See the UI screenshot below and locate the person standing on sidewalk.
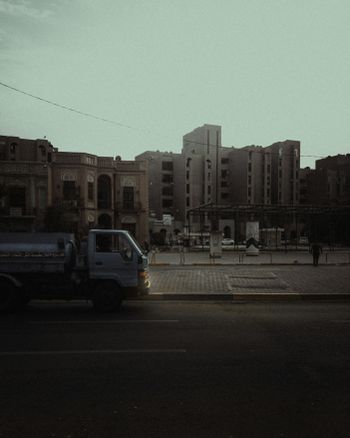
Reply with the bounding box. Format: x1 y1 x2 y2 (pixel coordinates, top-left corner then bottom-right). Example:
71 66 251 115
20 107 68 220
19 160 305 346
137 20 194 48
310 242 322 266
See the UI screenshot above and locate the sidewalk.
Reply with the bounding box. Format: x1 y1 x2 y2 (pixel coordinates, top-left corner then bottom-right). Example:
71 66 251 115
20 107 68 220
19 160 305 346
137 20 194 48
142 251 350 301
148 248 350 266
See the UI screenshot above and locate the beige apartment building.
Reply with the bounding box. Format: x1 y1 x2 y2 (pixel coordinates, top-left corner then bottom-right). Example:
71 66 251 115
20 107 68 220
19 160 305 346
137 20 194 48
0 135 149 244
137 124 300 236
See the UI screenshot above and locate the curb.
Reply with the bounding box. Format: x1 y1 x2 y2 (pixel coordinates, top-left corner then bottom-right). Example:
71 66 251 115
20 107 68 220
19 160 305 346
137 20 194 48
138 293 233 301
133 292 350 302
149 263 350 267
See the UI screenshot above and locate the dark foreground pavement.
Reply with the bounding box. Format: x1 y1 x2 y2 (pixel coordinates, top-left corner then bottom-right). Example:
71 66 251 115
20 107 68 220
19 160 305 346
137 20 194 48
147 264 350 300
1 301 350 437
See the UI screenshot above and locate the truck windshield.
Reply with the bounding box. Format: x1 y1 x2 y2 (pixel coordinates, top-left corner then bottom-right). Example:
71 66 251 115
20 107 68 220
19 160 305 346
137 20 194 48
127 233 144 255
95 232 143 257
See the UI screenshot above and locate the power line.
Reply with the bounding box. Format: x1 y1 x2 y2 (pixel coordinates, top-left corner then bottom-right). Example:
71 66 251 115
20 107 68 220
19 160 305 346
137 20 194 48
0 80 327 160
0 80 153 134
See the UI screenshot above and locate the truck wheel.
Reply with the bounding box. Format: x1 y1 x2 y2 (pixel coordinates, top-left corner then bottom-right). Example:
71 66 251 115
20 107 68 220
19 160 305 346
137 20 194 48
0 280 19 312
92 281 123 313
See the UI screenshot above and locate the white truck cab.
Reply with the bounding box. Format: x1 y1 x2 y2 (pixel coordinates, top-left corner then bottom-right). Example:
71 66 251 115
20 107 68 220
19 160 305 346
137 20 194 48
0 229 150 312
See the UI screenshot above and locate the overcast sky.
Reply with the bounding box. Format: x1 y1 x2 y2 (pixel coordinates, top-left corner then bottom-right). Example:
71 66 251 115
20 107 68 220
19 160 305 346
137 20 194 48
1 0 350 168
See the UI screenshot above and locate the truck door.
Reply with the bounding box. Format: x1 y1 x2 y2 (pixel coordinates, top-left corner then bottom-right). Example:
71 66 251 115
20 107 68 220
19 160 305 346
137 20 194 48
90 232 138 287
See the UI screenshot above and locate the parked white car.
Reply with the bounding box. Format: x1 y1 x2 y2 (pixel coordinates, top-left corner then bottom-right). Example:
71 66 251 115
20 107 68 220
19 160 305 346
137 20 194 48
222 238 235 246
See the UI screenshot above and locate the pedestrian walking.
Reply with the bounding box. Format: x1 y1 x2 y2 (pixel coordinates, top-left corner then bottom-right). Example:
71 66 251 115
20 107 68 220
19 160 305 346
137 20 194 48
310 242 322 266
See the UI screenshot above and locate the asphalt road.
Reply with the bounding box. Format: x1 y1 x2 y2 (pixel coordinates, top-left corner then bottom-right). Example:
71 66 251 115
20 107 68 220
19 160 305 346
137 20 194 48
1 301 350 438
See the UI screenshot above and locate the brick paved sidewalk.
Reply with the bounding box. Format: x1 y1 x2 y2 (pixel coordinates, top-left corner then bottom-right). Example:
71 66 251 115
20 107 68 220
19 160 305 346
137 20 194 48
147 265 350 299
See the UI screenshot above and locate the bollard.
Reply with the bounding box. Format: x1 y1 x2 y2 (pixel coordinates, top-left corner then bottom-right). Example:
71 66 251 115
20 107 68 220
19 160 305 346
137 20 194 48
150 250 156 264
179 248 185 265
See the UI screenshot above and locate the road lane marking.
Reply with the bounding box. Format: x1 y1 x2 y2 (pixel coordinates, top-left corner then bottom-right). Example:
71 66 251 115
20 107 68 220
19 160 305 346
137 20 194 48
0 349 187 356
28 320 179 324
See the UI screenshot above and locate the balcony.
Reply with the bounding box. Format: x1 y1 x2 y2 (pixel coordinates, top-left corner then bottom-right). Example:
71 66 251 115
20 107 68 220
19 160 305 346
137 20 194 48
53 198 84 209
0 207 36 217
53 152 97 166
98 157 114 168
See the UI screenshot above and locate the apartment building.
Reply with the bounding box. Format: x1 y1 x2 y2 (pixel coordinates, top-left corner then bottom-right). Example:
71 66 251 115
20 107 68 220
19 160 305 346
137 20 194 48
0 136 55 232
228 146 272 205
267 140 300 205
135 150 184 222
0 135 149 243
313 155 350 205
137 124 300 234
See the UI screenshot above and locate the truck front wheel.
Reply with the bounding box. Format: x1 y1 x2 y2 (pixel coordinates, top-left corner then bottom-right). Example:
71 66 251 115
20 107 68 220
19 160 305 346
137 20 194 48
0 280 19 312
92 281 123 313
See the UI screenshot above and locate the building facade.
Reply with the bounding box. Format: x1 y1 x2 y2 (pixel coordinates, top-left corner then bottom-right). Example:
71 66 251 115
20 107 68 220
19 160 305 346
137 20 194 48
0 135 149 244
137 124 300 235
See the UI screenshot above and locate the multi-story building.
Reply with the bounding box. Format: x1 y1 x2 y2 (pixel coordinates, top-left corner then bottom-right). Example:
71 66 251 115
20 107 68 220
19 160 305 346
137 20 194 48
135 150 183 221
137 124 300 235
267 140 300 205
300 155 350 206
228 146 272 205
313 155 350 205
299 155 350 244
0 136 56 232
299 167 314 205
0 135 149 243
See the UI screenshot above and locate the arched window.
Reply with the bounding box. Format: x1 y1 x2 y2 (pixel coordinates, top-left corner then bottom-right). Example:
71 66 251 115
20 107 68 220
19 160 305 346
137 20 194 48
97 175 112 209
223 226 231 238
98 213 112 229
9 143 17 160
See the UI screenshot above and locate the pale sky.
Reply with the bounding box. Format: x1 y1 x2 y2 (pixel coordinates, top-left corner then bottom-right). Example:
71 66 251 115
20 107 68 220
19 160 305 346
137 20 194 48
1 0 350 168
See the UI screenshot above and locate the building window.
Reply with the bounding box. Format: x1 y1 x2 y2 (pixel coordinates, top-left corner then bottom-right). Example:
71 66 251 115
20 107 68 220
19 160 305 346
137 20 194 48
38 187 47 209
162 174 173 183
186 184 190 194
248 187 251 197
221 170 228 178
88 182 94 201
186 197 190 207
9 187 26 208
97 175 112 209
248 163 252 172
162 161 173 171
9 143 16 160
123 186 134 209
221 192 229 199
208 185 211 195
186 170 190 180
221 181 228 188
249 151 252 160
162 199 173 208
162 186 173 196
39 145 46 160
63 181 76 200
221 158 229 165
248 175 252 184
